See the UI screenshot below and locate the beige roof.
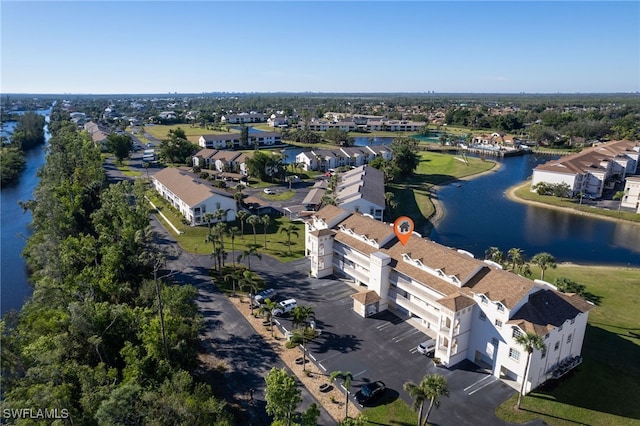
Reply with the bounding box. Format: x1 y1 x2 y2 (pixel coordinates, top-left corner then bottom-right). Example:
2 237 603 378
437 292 476 312
336 212 395 244
534 140 640 175
314 205 347 224
309 229 335 238
195 148 218 159
152 168 233 207
383 234 481 283
351 290 381 305
334 232 381 256
460 268 535 309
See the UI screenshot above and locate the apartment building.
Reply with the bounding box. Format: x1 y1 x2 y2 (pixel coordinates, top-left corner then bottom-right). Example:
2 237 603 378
531 140 640 198
152 168 236 226
305 206 594 394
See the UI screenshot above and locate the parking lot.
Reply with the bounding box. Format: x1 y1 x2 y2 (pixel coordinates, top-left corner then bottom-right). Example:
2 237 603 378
253 257 530 426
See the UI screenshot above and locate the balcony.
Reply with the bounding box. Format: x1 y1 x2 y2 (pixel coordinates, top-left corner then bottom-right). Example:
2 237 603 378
390 292 439 324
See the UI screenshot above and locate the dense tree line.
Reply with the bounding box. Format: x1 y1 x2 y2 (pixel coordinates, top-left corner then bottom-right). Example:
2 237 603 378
0 111 46 186
1 115 231 425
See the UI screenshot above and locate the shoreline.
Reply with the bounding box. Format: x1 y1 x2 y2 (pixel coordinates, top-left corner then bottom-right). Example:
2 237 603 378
504 181 640 227
426 160 502 231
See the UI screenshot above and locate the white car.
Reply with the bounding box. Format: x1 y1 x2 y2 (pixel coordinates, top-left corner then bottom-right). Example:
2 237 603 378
263 188 275 194
253 288 277 305
417 338 436 356
272 299 297 316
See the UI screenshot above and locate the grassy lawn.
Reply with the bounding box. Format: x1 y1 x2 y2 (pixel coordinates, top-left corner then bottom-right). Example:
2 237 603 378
513 182 640 224
362 398 418 425
147 192 306 262
496 264 640 426
144 124 235 144
116 160 142 177
389 152 497 232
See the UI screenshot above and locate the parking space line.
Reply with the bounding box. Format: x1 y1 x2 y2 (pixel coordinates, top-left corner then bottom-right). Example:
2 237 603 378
393 328 421 342
309 354 316 361
468 377 498 395
353 369 367 378
377 323 392 330
463 374 492 392
319 363 326 372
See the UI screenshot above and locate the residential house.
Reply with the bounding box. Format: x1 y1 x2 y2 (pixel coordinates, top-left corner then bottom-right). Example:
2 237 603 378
531 140 640 198
221 112 267 124
305 206 594 394
295 145 392 172
192 148 219 168
621 176 640 213
151 168 236 226
199 134 242 149
268 114 289 128
84 121 109 150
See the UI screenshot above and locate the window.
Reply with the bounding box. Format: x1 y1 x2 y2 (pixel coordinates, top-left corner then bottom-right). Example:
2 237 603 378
491 337 499 346
480 295 488 304
479 311 486 321
567 334 572 344
512 328 523 339
495 319 503 329
558 325 563 331
509 348 520 361
554 342 560 351
541 348 547 359
570 318 575 325
496 303 505 312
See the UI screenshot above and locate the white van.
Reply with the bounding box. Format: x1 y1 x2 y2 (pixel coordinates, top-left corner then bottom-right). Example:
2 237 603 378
272 299 297 316
417 338 436 356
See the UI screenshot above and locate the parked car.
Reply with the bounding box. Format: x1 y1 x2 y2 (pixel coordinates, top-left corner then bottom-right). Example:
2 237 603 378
253 288 277 305
263 188 275 194
354 381 386 407
417 338 436 356
272 298 297 316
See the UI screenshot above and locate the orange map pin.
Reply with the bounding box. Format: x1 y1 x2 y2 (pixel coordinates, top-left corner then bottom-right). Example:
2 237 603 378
393 216 414 245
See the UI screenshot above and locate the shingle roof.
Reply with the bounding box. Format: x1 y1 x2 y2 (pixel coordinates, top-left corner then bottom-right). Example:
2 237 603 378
352 290 381 305
336 212 395 244
152 168 233 207
337 165 385 207
534 140 640 175
460 268 535 309
436 292 476 312
507 289 595 336
313 205 347 224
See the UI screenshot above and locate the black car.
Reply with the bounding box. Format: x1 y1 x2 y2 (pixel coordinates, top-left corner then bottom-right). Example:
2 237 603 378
354 381 386 407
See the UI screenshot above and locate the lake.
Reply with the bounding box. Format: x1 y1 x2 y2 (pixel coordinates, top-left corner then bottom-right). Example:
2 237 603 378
429 154 640 266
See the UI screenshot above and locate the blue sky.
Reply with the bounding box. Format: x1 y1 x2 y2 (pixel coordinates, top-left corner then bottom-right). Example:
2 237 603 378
1 1 639 94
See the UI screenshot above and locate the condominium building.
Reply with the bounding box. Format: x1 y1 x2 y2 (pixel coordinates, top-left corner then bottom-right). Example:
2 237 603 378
305 206 594 394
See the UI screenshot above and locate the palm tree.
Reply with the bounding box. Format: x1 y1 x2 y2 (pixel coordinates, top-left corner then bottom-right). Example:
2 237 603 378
515 332 546 409
237 270 259 312
224 267 244 295
227 226 241 265
233 191 244 210
237 244 262 271
279 223 299 254
329 370 354 419
260 298 279 337
507 248 525 272
214 221 227 251
261 214 271 249
204 233 220 270
531 252 557 280
291 305 315 332
485 246 505 266
236 210 249 237
613 190 626 213
408 374 449 425
404 380 428 426
247 214 261 245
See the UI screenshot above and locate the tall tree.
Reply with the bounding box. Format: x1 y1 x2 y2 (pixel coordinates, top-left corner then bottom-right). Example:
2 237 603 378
261 214 271 249
507 248 525 272
329 370 354 420
246 214 261 245
515 332 546 409
236 210 249 237
265 367 301 426
279 223 299 254
237 245 262 271
227 226 241 265
106 133 133 163
420 374 449 425
531 252 557 280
